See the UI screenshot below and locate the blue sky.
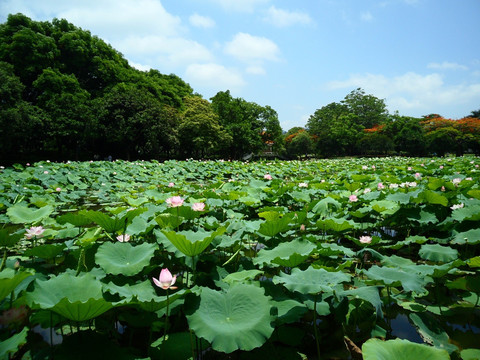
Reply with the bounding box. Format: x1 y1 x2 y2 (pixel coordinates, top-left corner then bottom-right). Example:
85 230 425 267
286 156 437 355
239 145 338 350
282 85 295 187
1 0 479 130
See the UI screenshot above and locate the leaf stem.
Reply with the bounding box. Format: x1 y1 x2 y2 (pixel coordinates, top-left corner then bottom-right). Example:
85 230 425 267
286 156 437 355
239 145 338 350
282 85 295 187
313 295 321 360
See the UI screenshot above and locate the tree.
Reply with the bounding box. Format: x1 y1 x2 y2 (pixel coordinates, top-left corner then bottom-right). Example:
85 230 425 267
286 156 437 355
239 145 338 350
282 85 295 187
341 88 388 129
211 90 278 159
383 114 426 156
285 130 313 158
178 96 231 158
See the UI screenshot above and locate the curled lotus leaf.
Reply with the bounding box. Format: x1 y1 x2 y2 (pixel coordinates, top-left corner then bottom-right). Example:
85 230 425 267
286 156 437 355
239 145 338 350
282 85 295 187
26 272 112 321
418 243 458 262
363 265 432 295
7 204 54 224
253 239 316 268
186 284 274 353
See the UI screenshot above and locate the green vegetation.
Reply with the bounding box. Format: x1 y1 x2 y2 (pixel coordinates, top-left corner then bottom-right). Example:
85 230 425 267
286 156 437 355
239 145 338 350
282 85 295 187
0 157 479 359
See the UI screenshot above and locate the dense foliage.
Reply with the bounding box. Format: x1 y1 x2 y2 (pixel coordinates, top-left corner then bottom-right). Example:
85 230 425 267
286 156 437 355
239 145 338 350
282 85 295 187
301 90 480 159
0 157 479 359
0 14 282 163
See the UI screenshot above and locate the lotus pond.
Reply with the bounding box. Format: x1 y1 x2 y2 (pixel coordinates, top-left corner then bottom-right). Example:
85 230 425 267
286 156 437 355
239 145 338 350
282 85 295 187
0 157 479 360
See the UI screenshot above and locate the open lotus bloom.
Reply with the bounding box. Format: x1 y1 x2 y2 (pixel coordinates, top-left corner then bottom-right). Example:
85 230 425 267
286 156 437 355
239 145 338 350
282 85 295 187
192 202 205 211
116 234 130 242
25 226 45 239
359 236 372 244
153 268 178 290
166 196 184 207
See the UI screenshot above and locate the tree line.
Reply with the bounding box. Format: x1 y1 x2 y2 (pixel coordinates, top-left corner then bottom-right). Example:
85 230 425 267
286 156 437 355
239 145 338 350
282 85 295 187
1 14 478 163
285 88 480 158
0 14 283 163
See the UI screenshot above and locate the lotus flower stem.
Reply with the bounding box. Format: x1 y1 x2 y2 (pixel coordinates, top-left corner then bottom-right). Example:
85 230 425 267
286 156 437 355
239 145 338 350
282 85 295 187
313 295 321 360
0 247 6 271
163 289 170 342
189 329 196 360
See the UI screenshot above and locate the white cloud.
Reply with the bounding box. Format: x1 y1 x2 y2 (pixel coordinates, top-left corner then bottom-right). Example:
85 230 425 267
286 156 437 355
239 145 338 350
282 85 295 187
128 61 152 72
185 63 246 89
189 13 215 28
360 11 373 22
208 0 270 12
117 35 213 71
327 72 480 115
246 65 266 75
224 32 280 62
56 0 184 39
263 6 312 27
427 61 468 71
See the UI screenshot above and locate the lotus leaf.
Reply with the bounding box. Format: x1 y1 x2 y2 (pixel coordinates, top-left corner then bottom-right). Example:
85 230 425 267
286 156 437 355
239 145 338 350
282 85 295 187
461 349 480 360
362 338 450 360
451 204 480 222
223 269 262 284
253 239 316 268
419 244 458 262
363 265 432 295
7 204 54 224
95 241 157 276
409 312 458 354
186 284 274 353
0 326 28 359
273 267 351 294
162 227 226 257
0 229 22 247
316 217 357 233
0 269 33 302
451 228 480 245
258 213 295 237
26 272 112 321
24 243 66 259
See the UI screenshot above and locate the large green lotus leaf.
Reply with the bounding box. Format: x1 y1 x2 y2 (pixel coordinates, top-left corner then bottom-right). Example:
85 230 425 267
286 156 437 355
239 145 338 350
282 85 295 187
56 212 92 227
0 229 22 247
0 269 33 302
273 267 351 295
316 217 357 233
155 213 184 229
451 228 480 245
84 210 124 233
223 270 262 284
253 239 316 268
422 190 449 207
24 243 66 259
362 338 450 360
166 205 201 221
0 326 28 359
272 299 308 324
363 265 431 295
52 297 113 322
26 272 112 321
104 280 157 304
409 312 458 354
312 196 341 215
419 244 458 262
95 242 157 276
162 227 226 257
340 286 383 319
467 256 480 268
386 190 419 205
451 205 480 222
407 210 438 225
467 190 480 200
258 213 295 237
319 242 356 257
187 284 274 353
446 275 480 293
289 190 311 203
461 349 480 360
7 204 54 224
371 200 400 215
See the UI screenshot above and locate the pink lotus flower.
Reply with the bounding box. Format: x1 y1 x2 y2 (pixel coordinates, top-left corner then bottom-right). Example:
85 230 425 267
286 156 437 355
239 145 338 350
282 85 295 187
168 182 175 188
153 268 178 290
166 196 184 207
300 224 306 232
264 174 272 180
414 172 422 180
55 187 62 192
349 195 358 202
408 167 412 171
25 226 45 239
359 236 372 244
192 202 205 211
450 203 464 210
299 182 308 188
116 234 131 242
377 182 385 190
43 171 49 174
